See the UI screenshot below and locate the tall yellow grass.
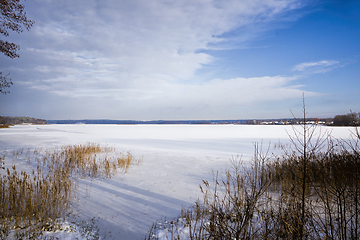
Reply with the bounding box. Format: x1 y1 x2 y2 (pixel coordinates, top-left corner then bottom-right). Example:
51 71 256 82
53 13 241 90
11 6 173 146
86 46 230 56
0 142 140 239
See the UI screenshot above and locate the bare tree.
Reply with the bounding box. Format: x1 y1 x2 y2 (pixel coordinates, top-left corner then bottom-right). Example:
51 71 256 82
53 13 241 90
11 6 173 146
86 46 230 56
0 71 12 94
1 0 34 58
1 0 34 94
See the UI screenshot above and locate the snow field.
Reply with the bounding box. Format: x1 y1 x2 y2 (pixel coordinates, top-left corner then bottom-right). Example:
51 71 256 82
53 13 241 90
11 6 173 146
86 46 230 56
0 124 355 239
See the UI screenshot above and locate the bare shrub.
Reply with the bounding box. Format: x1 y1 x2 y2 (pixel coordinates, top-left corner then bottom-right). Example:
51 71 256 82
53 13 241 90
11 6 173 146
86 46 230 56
147 115 360 240
147 144 273 240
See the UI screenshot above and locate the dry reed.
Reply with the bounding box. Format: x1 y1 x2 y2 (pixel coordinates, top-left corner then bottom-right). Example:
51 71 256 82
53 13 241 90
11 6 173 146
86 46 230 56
0 142 140 239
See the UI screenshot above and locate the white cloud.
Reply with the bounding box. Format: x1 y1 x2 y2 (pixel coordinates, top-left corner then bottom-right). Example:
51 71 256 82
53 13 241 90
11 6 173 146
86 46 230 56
13 0 306 92
43 74 313 113
1 0 316 119
154 75 305 107
292 60 341 73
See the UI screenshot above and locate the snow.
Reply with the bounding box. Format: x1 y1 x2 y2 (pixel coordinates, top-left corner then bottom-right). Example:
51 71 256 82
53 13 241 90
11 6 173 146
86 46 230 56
0 124 355 239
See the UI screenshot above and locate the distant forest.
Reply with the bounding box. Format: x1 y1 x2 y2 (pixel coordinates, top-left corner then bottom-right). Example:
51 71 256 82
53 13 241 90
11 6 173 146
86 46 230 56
46 113 359 126
1 112 359 126
333 112 360 126
0 116 47 125
46 118 328 125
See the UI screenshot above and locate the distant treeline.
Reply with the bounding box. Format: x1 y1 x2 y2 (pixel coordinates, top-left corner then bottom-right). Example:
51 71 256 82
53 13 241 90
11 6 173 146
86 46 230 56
333 112 360 126
47 114 357 126
47 118 329 125
2 112 359 126
46 119 214 125
0 116 47 125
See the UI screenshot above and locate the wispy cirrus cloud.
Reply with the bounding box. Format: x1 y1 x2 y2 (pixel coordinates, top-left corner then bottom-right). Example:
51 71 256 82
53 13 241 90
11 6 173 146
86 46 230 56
0 0 322 119
292 60 341 73
4 0 308 95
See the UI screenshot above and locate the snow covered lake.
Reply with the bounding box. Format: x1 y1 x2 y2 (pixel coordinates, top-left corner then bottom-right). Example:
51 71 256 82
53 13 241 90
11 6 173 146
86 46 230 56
0 124 355 239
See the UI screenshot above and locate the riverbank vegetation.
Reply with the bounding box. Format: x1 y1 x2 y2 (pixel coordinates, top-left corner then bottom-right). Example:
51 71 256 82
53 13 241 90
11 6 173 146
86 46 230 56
0 143 140 239
147 108 360 239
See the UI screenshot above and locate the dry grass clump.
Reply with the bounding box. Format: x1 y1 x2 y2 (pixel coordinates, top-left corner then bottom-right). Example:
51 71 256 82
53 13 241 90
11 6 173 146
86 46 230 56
0 142 139 239
35 142 140 178
0 166 73 239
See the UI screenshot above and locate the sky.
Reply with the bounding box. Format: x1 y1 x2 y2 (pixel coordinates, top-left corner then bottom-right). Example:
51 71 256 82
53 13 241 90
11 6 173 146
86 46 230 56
0 0 359 120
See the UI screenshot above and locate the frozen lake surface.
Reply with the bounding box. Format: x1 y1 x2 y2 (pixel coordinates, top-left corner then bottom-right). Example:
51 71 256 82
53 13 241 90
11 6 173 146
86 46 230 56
0 124 355 239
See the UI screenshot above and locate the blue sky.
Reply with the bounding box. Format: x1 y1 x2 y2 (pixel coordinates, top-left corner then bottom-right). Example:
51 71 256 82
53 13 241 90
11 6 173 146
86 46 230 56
0 0 359 120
